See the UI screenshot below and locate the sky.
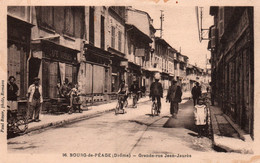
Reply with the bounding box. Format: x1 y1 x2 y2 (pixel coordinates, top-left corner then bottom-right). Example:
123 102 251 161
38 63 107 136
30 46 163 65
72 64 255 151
133 5 213 69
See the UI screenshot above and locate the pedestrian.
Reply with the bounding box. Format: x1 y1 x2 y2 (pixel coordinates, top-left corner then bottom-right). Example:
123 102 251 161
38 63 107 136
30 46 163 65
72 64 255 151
68 83 82 114
7 76 19 119
58 78 70 98
166 79 182 119
141 86 146 97
149 73 163 113
194 98 208 138
191 82 202 106
26 77 43 122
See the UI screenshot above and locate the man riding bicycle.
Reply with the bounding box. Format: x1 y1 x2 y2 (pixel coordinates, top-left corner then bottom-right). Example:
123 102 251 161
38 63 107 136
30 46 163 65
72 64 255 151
117 80 128 104
130 80 140 108
149 73 163 113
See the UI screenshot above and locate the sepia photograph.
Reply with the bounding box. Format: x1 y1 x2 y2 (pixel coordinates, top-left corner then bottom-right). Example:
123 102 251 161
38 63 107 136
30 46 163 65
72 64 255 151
1 1 259 163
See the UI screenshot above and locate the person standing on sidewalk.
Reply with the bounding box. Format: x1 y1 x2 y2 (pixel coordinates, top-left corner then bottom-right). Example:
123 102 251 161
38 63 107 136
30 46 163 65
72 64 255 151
191 82 202 106
7 76 19 119
166 79 182 118
149 73 163 113
26 77 43 122
7 76 19 110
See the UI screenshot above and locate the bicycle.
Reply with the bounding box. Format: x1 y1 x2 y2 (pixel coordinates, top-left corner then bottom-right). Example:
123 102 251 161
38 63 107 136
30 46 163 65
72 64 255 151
7 107 28 136
115 94 127 115
132 91 141 108
151 97 160 116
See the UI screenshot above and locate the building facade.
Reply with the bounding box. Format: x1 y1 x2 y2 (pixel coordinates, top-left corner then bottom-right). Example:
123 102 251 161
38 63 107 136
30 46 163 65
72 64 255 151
125 7 155 93
8 6 85 111
208 7 254 138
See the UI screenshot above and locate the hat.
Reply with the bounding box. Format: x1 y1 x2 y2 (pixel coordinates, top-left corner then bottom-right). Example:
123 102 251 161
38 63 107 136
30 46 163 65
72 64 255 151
154 73 161 80
33 77 40 81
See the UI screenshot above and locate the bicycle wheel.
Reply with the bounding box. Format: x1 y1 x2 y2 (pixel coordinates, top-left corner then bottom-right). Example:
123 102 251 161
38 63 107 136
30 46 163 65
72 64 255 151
15 118 28 133
115 103 119 115
124 100 128 108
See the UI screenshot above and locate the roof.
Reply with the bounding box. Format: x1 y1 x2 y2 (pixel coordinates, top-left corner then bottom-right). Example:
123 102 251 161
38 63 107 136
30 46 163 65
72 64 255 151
155 37 176 50
126 7 153 20
126 24 153 43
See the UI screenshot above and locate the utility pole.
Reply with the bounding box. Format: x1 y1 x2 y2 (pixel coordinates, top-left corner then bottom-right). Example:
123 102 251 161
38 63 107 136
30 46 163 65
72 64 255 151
160 10 164 38
156 10 164 38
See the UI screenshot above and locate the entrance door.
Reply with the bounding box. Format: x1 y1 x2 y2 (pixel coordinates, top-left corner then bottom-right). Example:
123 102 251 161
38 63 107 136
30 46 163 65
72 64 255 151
8 43 28 99
93 65 104 94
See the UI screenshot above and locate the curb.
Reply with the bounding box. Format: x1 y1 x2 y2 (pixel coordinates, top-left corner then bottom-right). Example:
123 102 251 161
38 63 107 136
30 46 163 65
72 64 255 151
25 108 116 134
23 98 151 135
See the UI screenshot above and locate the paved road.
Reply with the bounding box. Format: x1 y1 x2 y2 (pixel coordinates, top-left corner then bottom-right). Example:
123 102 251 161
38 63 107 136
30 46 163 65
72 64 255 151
8 97 216 155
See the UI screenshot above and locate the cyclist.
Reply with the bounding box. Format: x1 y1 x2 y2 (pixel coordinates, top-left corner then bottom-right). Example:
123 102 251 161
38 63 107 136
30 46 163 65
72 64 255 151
130 80 140 108
149 73 163 113
117 80 128 107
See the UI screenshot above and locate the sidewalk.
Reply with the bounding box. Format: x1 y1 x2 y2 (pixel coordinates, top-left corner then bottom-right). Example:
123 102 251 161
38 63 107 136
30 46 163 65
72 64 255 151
21 91 191 134
209 101 253 154
23 96 151 134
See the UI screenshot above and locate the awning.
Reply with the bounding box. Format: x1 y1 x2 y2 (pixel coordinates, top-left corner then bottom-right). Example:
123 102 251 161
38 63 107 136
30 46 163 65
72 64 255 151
108 47 127 61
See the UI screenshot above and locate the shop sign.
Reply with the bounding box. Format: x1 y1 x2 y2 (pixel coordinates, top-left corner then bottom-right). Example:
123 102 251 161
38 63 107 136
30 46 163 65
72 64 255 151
135 48 145 57
44 47 77 63
120 61 128 67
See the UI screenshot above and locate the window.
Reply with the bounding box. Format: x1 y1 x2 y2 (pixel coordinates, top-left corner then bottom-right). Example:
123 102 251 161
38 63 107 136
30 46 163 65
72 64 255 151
128 37 132 55
118 31 122 51
111 26 115 48
219 7 224 37
36 7 54 29
89 7 95 45
101 15 105 49
64 7 75 36
174 62 177 70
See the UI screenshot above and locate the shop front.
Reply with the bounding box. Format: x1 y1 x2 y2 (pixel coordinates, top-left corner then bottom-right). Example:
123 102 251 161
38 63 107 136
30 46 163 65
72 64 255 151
108 48 127 100
31 40 79 111
7 15 34 111
161 72 169 90
81 44 111 103
127 62 142 91
141 68 153 95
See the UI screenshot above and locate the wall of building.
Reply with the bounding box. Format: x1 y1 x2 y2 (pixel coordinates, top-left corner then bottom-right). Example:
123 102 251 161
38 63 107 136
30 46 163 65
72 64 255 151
126 9 150 37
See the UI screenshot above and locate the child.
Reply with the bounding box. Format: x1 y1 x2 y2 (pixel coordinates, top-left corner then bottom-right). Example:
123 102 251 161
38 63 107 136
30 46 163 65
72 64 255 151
194 98 208 138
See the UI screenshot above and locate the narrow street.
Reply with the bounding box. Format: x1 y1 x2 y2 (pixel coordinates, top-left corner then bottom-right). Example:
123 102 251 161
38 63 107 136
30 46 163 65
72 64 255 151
8 97 215 155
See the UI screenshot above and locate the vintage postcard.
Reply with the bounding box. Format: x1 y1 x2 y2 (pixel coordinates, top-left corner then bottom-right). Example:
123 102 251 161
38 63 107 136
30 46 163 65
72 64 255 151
0 0 259 163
